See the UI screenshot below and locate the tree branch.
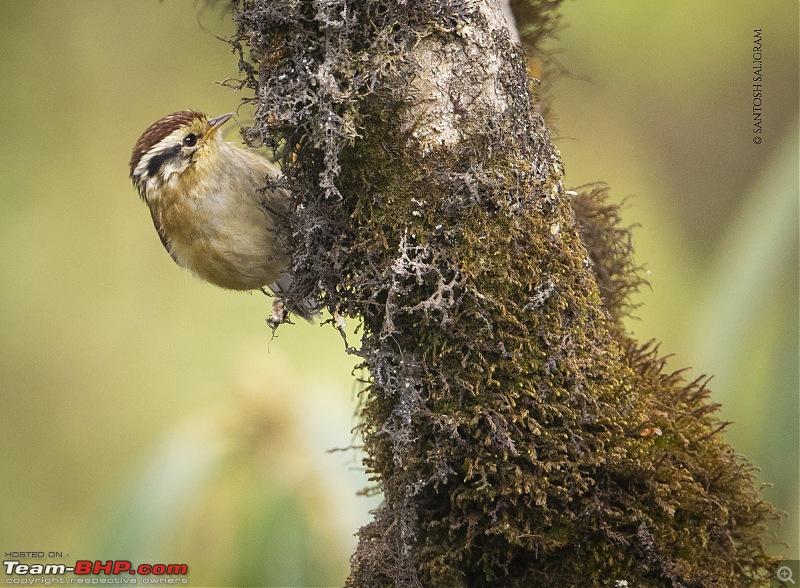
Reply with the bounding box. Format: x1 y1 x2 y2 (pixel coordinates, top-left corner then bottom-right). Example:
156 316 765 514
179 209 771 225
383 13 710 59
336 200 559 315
230 1 779 585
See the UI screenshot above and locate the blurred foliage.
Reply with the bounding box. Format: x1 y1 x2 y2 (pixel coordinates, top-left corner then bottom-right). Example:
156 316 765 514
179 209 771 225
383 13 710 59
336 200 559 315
97 350 365 586
0 0 796 586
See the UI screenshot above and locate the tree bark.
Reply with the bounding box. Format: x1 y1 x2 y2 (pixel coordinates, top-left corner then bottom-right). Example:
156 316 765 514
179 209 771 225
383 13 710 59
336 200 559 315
230 1 779 585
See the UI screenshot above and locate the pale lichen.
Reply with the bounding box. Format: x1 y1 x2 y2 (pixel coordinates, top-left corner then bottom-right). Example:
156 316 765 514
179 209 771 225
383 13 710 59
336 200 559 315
229 1 780 585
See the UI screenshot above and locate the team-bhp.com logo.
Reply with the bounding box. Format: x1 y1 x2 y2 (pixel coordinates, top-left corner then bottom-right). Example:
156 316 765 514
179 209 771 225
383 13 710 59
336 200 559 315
4 559 188 583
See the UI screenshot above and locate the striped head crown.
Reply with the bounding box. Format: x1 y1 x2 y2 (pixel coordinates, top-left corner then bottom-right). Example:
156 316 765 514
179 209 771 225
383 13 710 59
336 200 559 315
129 110 232 199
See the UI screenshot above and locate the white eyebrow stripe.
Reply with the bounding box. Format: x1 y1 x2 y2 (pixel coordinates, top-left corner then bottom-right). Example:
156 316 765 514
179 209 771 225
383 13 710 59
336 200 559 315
132 130 185 179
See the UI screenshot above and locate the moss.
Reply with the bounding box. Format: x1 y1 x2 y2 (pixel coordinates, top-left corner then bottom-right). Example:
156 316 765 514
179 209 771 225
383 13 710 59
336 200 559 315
230 1 779 586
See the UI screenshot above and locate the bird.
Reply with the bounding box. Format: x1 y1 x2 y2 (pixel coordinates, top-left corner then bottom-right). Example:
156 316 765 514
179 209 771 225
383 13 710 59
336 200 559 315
129 110 302 310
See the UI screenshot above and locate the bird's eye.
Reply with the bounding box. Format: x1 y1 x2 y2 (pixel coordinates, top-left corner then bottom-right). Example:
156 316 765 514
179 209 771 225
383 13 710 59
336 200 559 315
182 133 198 147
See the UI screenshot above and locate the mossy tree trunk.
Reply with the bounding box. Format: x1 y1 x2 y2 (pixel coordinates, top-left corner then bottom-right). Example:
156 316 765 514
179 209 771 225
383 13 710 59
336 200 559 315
230 1 779 585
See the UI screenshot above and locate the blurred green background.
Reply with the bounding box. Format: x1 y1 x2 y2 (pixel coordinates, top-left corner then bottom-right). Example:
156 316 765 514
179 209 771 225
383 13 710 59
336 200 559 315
0 1 796 586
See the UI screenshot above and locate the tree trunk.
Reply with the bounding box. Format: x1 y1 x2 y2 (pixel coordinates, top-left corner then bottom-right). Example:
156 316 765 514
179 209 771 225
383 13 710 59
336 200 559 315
230 1 779 585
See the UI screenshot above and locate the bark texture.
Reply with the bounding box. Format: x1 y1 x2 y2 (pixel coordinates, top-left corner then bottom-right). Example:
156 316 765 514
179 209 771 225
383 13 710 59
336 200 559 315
229 1 779 585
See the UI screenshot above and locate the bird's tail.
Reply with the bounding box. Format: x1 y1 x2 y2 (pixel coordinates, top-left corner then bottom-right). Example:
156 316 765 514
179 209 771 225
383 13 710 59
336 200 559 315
268 274 318 322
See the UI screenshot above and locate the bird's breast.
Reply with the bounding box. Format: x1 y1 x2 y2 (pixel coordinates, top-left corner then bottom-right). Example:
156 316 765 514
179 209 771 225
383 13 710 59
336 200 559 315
152 178 288 290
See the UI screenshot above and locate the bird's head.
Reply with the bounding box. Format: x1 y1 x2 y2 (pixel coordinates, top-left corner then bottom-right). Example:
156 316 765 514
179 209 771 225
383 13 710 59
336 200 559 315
129 110 233 201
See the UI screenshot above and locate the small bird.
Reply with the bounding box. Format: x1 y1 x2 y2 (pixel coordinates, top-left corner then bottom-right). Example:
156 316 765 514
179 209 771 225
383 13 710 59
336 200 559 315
129 110 295 298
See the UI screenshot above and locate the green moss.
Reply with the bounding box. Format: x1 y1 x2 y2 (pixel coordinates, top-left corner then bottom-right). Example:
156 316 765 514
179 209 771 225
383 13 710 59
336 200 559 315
230 1 780 586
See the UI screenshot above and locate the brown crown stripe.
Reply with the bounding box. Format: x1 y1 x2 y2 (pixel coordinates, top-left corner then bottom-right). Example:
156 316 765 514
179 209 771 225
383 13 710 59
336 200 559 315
129 110 207 176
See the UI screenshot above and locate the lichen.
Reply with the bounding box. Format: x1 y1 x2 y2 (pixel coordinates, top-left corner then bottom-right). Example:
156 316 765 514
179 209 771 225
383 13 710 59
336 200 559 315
229 1 780 585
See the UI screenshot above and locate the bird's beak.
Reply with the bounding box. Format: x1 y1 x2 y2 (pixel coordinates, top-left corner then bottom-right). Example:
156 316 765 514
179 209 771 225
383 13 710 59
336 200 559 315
208 113 234 133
